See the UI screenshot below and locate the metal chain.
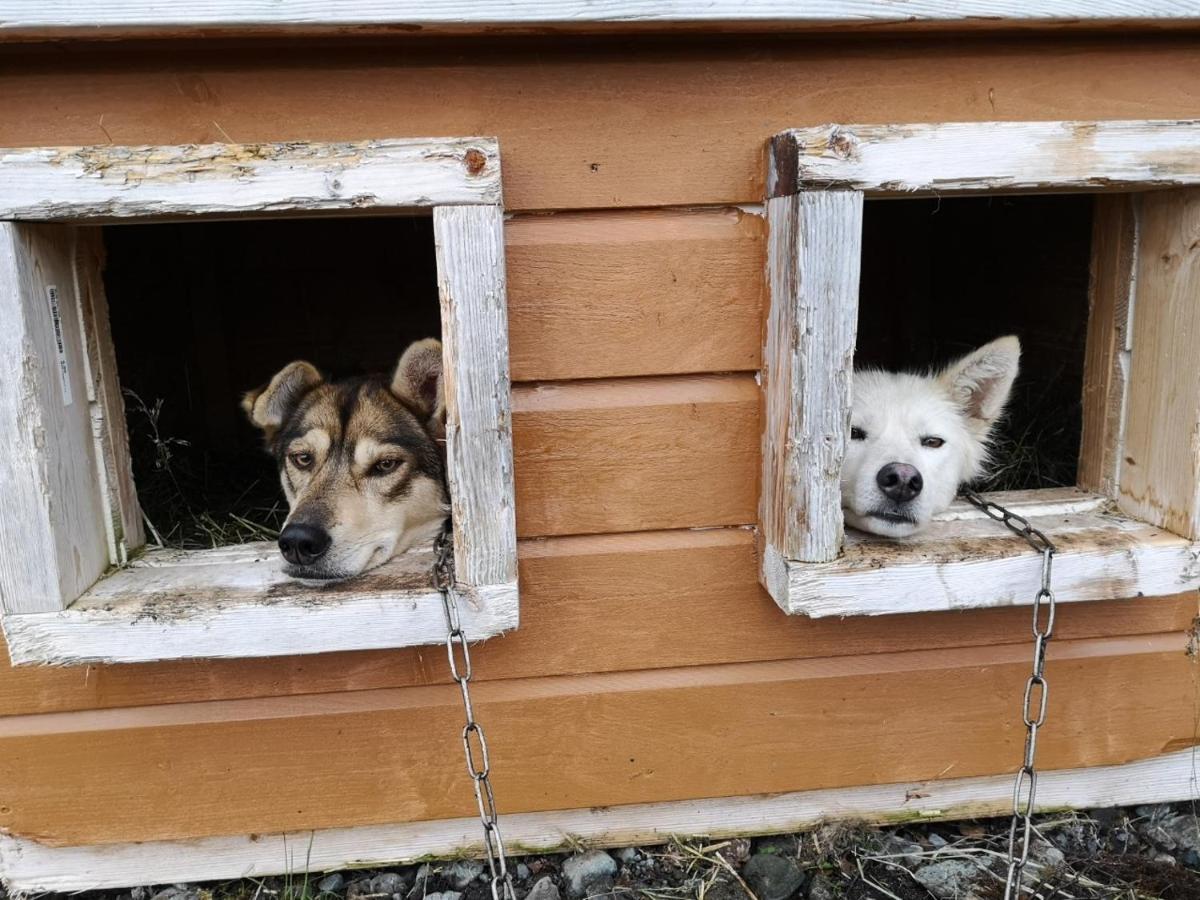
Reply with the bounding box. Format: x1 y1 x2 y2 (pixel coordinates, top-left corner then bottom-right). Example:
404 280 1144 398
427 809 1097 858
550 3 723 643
433 525 518 900
960 490 1057 900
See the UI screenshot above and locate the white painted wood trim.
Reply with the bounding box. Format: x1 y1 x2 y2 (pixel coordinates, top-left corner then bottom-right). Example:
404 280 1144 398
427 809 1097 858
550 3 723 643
434 205 518 592
0 1 1197 39
0 223 109 615
769 120 1200 197
765 497 1200 617
761 191 861 566
2 746 1195 892
0 542 518 665
0 139 501 222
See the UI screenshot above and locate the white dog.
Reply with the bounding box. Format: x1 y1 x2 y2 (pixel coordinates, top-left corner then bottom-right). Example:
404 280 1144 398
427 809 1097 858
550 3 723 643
841 335 1021 538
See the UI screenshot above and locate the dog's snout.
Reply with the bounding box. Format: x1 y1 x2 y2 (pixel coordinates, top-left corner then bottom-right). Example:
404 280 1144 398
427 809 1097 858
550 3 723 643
876 462 923 502
278 522 332 566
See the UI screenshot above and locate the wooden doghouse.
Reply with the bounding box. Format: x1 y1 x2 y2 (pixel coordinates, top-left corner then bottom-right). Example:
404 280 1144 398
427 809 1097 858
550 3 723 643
0 3 1199 891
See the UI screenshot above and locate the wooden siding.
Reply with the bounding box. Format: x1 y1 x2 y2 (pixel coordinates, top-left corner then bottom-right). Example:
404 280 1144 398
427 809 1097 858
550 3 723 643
1 34 1199 854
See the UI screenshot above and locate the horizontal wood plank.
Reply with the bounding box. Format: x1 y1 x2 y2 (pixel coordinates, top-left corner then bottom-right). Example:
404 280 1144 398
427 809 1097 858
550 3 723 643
769 120 1200 196
4 745 1197 891
512 375 760 537
3 39 1200 211
0 635 1191 845
506 208 764 381
1 527 1196 716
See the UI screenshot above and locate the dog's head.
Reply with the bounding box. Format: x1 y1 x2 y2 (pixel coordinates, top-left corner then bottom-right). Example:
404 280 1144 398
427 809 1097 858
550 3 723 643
242 339 449 579
841 335 1020 538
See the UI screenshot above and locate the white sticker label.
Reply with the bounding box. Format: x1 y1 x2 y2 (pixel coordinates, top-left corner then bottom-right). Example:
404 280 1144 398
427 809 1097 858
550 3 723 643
45 285 73 406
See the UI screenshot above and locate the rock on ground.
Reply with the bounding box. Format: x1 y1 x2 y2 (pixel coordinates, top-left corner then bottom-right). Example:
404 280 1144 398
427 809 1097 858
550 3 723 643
561 850 618 898
742 853 807 900
913 859 986 900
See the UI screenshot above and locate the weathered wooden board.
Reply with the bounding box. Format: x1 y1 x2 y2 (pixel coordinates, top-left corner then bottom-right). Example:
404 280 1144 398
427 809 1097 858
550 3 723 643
0 139 501 221
1119 187 1200 541
768 496 1200 617
4 744 1197 891
0 224 109 615
511 374 760 537
1078 194 1137 497
1 543 518 666
2 0 1198 43
0 635 1190 845
769 120 1200 196
3 40 1200 211
1 526 1195 716
761 191 861 565
506 208 764 381
435 204 518 590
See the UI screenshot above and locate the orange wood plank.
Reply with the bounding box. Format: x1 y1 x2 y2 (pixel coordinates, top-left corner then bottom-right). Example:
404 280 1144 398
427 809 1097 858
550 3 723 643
0 635 1192 846
506 208 764 381
511 375 760 537
1 38 1200 211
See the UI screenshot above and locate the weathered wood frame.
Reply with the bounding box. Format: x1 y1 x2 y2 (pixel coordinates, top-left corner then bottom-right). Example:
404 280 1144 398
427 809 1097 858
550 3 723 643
0 137 518 664
762 119 1200 617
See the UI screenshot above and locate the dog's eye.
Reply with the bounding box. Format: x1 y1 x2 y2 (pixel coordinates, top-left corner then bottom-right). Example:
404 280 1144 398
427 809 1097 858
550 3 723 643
289 452 314 470
921 436 945 449
850 426 867 441
371 458 402 476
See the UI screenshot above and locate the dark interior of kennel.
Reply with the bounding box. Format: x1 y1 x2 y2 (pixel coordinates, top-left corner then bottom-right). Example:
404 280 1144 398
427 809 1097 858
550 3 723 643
855 194 1094 492
103 217 441 548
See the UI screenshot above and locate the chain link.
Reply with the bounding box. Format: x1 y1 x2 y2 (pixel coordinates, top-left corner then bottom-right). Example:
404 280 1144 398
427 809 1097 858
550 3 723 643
960 490 1057 900
433 525 517 900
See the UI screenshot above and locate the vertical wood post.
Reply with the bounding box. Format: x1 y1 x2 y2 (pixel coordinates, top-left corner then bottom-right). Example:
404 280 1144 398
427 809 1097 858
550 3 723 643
434 204 518 595
761 190 863 573
1118 187 1200 540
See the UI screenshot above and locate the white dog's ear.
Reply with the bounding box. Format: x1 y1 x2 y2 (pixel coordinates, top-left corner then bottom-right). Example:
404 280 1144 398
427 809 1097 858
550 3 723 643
392 338 446 427
938 335 1021 425
242 361 324 436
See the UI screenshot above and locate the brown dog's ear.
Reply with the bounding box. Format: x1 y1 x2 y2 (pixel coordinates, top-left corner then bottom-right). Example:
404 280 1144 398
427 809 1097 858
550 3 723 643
391 338 445 428
242 361 324 438
937 335 1021 427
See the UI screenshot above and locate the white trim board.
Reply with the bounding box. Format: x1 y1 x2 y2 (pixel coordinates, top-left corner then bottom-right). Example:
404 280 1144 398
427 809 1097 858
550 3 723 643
769 120 1200 197
2 746 1195 892
1 543 518 665
0 138 501 222
0 2 1197 39
763 492 1200 618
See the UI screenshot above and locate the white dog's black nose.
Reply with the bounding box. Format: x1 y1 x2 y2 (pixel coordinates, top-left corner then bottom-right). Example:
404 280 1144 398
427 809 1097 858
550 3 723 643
876 463 923 502
278 522 332 566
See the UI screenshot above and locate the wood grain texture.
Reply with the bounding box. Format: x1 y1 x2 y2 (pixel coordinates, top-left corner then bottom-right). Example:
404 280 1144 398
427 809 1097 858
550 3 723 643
1119 187 1200 540
506 208 764 381
4 745 1198 892
0 139 501 221
0 635 1191 846
511 374 760 537
1078 194 1138 497
435 205 518 591
74 228 145 562
772 498 1200 617
3 39 1200 212
761 191 862 568
770 120 1200 196
1 0 1198 42
0 224 109 615
2 543 517 665
0 526 1195 716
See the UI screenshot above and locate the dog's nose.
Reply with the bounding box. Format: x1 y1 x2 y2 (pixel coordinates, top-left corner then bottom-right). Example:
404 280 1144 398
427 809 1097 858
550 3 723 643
876 462 923 502
278 523 332 566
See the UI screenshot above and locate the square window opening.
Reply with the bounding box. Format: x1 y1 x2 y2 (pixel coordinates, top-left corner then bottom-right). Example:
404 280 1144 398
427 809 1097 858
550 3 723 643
856 193 1094 496
103 216 441 551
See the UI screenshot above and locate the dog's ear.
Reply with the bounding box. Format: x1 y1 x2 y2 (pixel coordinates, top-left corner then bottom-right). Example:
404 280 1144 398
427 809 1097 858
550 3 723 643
938 335 1021 426
242 361 324 438
391 338 445 427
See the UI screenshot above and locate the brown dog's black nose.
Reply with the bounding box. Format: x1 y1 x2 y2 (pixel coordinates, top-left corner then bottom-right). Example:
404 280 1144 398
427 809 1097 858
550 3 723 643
278 523 332 566
876 462 923 502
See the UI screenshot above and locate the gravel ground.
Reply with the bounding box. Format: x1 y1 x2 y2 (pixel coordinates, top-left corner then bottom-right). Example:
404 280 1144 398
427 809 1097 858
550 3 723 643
13 803 1200 900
